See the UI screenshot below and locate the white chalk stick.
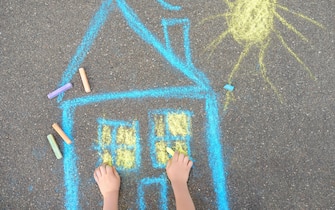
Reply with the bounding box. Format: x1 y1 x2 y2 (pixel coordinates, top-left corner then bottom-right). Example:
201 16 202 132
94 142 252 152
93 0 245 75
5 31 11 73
166 147 175 156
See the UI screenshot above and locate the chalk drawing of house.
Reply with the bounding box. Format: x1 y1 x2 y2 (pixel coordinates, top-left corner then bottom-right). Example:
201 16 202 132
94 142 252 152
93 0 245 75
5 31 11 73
56 0 229 209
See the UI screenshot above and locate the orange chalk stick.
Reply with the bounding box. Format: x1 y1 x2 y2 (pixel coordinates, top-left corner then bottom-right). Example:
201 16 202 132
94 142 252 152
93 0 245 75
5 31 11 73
52 123 72 144
79 68 91 93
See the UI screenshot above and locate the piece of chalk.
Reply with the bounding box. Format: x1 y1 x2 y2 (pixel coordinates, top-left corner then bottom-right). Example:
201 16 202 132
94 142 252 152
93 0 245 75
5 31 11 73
52 123 72 144
224 84 234 91
166 147 175 156
47 134 63 159
79 68 91 93
48 83 73 99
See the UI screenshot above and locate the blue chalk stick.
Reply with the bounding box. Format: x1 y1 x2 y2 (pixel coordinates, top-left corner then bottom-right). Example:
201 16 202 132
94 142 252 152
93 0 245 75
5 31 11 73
48 83 73 99
224 84 234 91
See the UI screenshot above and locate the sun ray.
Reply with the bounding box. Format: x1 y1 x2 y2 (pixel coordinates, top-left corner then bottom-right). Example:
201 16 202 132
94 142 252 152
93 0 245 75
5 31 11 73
274 12 309 42
204 30 230 59
196 13 231 59
275 31 316 80
196 13 228 27
259 39 283 102
228 43 252 83
224 43 252 109
275 4 325 29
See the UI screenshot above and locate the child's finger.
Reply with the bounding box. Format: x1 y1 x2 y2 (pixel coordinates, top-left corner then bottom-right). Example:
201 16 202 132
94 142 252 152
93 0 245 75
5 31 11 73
94 167 102 177
100 164 107 174
172 151 179 162
166 159 172 169
178 153 185 162
187 160 193 168
93 171 99 182
183 155 190 164
106 164 113 174
113 166 120 177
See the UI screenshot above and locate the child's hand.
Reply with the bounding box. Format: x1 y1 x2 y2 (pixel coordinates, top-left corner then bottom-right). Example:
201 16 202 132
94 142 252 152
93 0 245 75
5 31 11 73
94 165 120 198
166 152 193 186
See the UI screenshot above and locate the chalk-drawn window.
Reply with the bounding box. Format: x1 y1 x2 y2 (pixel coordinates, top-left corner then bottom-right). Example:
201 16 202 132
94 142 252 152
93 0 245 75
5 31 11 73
96 118 141 171
149 109 192 168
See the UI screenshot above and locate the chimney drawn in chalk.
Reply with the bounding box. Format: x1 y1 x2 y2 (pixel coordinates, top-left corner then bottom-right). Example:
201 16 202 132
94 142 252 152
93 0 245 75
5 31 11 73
162 18 192 67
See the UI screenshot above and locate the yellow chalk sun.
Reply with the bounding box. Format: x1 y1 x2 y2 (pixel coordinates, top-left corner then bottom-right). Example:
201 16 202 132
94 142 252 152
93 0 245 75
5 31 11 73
200 0 324 109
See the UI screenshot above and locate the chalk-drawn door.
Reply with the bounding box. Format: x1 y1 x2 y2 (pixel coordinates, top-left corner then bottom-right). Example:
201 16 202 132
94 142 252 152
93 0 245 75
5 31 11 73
137 174 168 210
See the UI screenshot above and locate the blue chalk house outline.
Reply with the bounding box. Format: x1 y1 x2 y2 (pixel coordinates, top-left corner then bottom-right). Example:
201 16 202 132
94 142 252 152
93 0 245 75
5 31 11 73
57 0 229 209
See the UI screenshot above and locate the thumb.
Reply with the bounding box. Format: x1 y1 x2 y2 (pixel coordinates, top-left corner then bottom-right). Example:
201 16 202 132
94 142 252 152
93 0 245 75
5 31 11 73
166 159 172 170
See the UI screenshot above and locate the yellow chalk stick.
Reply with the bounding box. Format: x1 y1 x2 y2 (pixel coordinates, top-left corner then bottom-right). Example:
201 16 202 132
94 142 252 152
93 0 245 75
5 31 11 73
47 134 63 159
79 68 91 93
166 147 175 156
52 123 72 144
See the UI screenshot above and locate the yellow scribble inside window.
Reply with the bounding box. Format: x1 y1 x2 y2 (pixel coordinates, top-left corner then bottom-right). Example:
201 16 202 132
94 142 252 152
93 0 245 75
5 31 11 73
154 115 165 137
116 126 136 146
174 141 188 155
155 141 169 164
116 149 135 169
101 149 113 166
167 113 190 137
102 125 111 146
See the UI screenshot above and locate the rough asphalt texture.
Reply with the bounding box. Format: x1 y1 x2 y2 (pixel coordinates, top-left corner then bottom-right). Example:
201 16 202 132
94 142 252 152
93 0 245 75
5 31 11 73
1 0 334 209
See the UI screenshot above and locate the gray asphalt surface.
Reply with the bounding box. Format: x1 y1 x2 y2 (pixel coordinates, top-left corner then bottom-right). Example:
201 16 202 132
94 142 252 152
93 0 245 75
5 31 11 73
1 0 334 209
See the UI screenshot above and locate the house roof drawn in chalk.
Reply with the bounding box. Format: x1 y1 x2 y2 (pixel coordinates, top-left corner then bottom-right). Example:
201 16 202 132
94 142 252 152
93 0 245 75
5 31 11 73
56 0 229 209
